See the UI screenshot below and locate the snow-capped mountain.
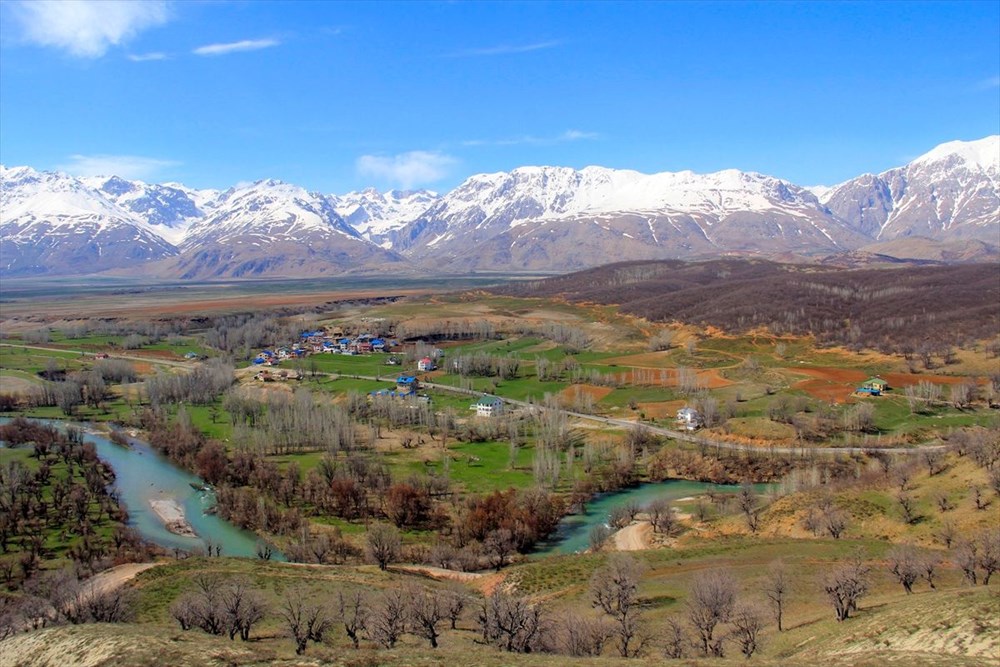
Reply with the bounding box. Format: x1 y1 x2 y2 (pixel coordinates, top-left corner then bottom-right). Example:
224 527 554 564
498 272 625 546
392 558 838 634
393 166 865 271
1 135 996 277
163 180 404 279
823 135 1000 242
81 175 214 245
328 188 439 247
0 166 178 276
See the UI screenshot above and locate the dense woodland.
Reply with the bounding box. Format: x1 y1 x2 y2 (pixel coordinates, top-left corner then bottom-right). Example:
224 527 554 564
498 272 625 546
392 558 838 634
496 259 1000 354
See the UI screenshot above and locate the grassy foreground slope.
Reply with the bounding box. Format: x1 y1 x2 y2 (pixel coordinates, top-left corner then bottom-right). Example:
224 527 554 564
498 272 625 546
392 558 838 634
0 570 995 667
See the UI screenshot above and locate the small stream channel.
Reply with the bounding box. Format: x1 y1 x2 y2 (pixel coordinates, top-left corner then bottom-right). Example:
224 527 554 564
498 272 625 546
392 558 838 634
533 479 769 556
1 418 272 558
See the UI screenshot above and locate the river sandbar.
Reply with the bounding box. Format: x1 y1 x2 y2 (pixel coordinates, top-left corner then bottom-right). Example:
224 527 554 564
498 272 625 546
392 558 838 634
150 498 197 538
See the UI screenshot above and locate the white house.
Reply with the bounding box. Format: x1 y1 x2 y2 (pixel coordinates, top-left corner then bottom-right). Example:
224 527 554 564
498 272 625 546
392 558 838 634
676 407 702 430
417 356 437 372
474 395 504 417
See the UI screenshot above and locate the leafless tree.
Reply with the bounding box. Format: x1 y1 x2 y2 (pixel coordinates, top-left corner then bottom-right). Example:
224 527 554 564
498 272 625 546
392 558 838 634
763 561 789 632
934 492 954 512
558 612 614 656
896 493 920 525
646 497 677 535
687 570 738 656
590 524 613 552
368 589 407 648
484 528 516 571
823 508 848 539
477 590 546 653
170 594 197 631
823 554 869 621
590 555 647 657
280 589 330 655
921 554 939 590
922 449 945 476
221 578 268 641
365 523 401 571
662 617 686 659
886 545 921 594
972 485 990 511
730 603 764 658
935 519 957 548
407 586 446 648
443 587 467 629
337 589 369 649
979 529 1000 585
955 540 979 585
737 482 761 534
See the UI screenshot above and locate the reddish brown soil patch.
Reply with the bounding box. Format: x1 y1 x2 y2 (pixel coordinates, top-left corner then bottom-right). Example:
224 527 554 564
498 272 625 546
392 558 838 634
795 379 855 403
637 399 685 419
698 369 734 389
883 372 972 387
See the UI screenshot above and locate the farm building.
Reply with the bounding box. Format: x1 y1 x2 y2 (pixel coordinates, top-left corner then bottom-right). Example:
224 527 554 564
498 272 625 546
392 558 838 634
676 407 702 430
417 357 437 371
473 395 504 417
396 376 418 394
857 376 890 396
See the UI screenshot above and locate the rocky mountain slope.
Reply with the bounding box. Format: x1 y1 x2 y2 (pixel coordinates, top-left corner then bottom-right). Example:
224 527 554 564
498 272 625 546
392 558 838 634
1 136 996 277
0 166 179 275
823 135 999 241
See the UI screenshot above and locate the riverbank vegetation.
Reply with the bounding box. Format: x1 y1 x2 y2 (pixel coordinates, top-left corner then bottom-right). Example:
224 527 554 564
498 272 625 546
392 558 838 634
0 265 998 662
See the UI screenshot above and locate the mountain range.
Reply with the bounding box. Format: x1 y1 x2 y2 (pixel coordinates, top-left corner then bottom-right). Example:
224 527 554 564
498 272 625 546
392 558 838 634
1 136 997 278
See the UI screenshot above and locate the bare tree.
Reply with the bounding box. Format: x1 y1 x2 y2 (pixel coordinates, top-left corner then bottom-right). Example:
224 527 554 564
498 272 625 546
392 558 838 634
730 603 764 658
368 589 407 648
477 590 546 653
763 561 789 632
886 545 921 594
443 587 467 630
590 524 613 552
337 589 369 649
558 612 614 657
922 449 945 476
955 540 979 585
737 482 762 533
663 617 686 659
823 508 848 539
935 519 957 548
484 528 516 571
823 555 869 621
365 523 401 571
921 554 939 590
407 586 446 648
896 493 920 525
646 497 677 535
979 529 1000 585
687 570 738 656
972 485 990 511
280 589 330 655
220 578 268 641
590 555 647 657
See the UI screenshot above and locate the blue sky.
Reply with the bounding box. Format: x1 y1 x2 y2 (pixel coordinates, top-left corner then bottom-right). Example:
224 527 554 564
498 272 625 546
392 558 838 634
1 1 997 193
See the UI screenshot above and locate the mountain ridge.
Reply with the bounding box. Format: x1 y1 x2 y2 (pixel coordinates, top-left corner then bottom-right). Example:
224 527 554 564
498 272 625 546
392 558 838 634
1 135 996 277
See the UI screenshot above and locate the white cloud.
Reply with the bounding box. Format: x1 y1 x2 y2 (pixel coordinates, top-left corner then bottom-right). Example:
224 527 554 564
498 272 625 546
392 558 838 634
447 40 562 57
58 154 180 180
11 0 169 58
127 51 168 62
356 151 457 188
463 129 600 147
561 129 599 141
193 38 280 56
